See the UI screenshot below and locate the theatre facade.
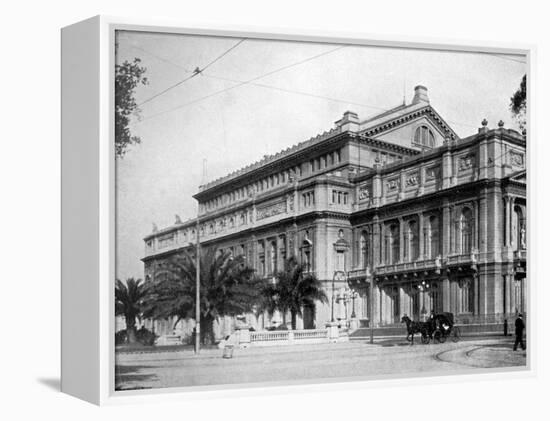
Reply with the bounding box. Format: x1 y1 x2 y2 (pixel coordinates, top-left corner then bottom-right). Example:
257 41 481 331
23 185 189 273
142 86 527 335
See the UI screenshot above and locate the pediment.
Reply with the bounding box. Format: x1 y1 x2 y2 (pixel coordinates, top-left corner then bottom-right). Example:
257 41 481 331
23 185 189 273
360 105 458 141
509 170 527 184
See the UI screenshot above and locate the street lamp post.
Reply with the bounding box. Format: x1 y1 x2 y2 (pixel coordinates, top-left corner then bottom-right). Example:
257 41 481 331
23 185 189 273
332 271 346 323
331 275 336 322
195 214 200 354
369 277 374 344
350 289 358 319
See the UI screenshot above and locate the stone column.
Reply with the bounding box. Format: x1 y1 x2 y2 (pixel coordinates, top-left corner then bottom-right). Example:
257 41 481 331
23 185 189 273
418 166 425 196
479 190 488 254
418 213 424 260
379 287 387 325
442 202 451 256
372 221 382 268
474 273 481 315
442 278 450 312
399 286 407 319
442 148 452 189
371 282 381 327
503 196 510 247
399 217 405 262
509 274 517 314
507 197 514 247
473 201 479 251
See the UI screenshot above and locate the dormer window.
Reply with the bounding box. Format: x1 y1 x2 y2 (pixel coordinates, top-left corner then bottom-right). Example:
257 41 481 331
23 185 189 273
414 125 435 148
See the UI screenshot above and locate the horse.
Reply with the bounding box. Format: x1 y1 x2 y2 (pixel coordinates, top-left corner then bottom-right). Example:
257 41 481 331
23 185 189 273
401 315 428 345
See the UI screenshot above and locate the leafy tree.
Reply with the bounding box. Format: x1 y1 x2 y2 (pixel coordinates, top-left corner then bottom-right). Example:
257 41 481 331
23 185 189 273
115 278 149 343
115 58 148 158
257 257 328 330
510 74 527 131
144 247 265 345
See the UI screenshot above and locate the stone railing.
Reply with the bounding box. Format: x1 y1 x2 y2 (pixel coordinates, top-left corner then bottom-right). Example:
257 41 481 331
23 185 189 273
228 327 347 348
348 267 370 279
375 258 438 276
446 252 477 266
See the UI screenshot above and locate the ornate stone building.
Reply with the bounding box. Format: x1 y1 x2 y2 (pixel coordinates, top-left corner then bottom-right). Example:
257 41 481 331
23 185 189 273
142 86 527 336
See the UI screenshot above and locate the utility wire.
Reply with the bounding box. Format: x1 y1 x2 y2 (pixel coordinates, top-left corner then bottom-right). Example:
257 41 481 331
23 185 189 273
128 45 385 112
139 45 346 122
131 44 479 130
136 38 246 107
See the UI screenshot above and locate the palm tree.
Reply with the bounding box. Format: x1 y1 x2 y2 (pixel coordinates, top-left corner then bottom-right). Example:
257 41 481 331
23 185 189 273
258 257 328 330
144 246 266 345
115 278 148 343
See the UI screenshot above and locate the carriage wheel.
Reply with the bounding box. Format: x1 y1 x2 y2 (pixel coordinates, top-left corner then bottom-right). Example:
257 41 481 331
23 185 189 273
434 330 446 343
420 329 430 344
451 326 460 342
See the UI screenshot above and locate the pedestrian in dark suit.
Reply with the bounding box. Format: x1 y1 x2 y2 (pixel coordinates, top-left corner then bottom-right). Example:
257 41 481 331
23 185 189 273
513 314 526 351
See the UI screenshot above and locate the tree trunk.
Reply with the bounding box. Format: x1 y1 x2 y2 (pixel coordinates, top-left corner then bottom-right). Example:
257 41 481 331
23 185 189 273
291 311 297 330
126 316 137 343
200 315 215 345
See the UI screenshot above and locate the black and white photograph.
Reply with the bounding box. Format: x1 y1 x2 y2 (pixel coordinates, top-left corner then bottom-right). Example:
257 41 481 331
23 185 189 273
113 29 528 391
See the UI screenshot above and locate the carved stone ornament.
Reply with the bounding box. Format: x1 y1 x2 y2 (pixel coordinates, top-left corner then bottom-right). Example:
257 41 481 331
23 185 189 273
510 151 524 167
459 154 475 171
405 172 419 186
358 185 370 201
256 200 287 220
287 194 295 211
426 165 440 180
386 178 400 191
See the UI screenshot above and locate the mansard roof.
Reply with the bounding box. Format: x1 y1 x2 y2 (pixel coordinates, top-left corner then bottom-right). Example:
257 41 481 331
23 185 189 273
198 87 457 196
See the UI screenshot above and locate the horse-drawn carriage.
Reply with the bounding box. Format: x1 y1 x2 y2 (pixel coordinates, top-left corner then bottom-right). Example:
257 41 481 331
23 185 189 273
401 312 461 345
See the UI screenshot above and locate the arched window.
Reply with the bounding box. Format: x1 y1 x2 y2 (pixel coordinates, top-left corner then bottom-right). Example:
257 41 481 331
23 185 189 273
513 205 525 250
413 125 436 148
270 241 277 275
429 215 440 258
429 283 443 313
406 220 419 261
258 241 266 276
360 230 368 268
385 224 400 264
457 278 474 313
459 208 473 254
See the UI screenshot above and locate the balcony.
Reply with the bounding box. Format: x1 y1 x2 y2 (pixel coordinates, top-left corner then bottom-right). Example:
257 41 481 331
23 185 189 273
375 257 440 276
348 267 370 280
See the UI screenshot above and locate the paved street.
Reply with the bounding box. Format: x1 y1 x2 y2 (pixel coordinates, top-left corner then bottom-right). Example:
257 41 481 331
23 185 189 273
115 336 527 391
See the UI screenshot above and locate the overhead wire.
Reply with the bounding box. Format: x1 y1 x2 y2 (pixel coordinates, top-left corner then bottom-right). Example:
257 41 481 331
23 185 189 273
130 44 491 130
136 38 246 107
139 45 347 122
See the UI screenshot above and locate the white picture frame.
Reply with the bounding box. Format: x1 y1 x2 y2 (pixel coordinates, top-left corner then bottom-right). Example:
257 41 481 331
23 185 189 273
61 15 534 405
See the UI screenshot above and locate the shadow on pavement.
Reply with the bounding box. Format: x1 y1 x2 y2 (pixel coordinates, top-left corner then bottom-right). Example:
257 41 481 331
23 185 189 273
115 364 158 390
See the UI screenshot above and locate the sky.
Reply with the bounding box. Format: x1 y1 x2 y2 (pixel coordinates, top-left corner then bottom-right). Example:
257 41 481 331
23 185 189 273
115 30 526 281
